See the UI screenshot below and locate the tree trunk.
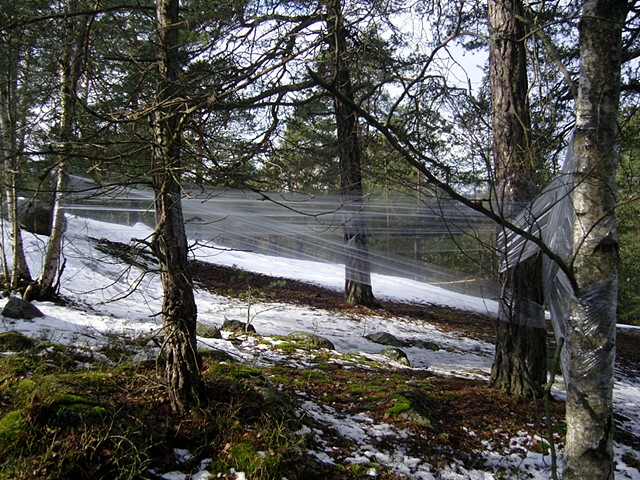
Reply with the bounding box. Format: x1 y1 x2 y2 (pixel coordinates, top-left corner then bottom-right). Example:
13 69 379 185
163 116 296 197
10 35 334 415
0 49 32 290
324 0 376 307
152 0 202 414
488 0 546 397
563 1 626 477
32 0 88 301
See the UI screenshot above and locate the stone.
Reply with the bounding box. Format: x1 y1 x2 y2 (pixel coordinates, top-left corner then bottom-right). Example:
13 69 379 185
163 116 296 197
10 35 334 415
196 323 222 339
2 297 44 320
222 319 256 334
378 347 410 366
396 388 436 428
254 382 293 420
412 339 441 351
365 331 407 347
286 332 335 350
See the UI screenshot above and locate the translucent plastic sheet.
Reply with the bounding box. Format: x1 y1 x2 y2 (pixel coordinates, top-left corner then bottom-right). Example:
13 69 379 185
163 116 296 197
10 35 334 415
501 143 617 381
66 175 500 299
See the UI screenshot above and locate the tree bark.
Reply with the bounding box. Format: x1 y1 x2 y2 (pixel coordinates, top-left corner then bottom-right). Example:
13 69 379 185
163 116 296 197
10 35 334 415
32 0 89 301
324 0 376 307
563 1 626 477
152 0 202 414
488 0 546 397
0 33 32 290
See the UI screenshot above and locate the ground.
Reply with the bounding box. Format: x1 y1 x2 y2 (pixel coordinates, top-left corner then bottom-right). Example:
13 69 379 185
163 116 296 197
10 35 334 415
2 247 639 479
190 260 640 370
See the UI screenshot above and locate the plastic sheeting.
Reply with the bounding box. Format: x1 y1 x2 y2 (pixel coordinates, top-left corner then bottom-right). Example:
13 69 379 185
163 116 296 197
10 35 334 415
499 143 617 381
65 175 500 299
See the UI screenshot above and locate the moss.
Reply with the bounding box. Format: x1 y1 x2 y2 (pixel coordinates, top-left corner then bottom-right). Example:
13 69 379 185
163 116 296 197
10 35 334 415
0 411 26 453
229 365 263 379
387 397 412 416
274 341 301 354
0 332 35 352
200 349 237 363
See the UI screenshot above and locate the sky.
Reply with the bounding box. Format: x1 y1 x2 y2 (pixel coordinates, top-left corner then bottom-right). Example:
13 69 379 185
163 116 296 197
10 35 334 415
2 215 639 479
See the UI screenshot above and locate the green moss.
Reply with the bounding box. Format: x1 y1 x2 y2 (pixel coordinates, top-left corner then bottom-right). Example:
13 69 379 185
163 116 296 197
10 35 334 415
0 332 35 352
0 355 37 380
229 365 263 379
274 341 301 354
387 397 412 416
0 411 26 453
12 378 38 397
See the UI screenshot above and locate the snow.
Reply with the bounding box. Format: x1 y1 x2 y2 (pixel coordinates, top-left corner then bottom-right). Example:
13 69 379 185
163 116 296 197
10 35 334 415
2 215 639 479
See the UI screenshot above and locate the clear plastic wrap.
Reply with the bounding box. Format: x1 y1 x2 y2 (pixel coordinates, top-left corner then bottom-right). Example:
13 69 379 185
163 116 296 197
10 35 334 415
500 143 617 382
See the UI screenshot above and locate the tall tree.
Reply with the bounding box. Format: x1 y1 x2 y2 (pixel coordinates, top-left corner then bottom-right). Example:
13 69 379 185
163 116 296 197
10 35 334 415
151 0 202 413
323 0 376 307
29 0 92 301
0 1 35 290
488 0 547 397
561 0 626 476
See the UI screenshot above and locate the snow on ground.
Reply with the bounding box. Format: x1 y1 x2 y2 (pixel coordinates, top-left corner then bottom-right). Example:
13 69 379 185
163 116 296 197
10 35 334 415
1 215 639 479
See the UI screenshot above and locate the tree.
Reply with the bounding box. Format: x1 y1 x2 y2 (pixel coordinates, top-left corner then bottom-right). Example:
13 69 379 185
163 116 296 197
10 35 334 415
323 0 376 307
0 1 39 290
488 0 547 397
28 0 93 301
150 0 202 414
560 0 626 476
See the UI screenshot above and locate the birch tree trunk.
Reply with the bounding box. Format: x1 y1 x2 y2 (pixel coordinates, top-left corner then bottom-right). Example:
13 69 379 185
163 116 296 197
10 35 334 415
0 34 32 290
324 0 376 307
563 0 626 477
31 0 88 301
152 0 202 414
488 0 547 397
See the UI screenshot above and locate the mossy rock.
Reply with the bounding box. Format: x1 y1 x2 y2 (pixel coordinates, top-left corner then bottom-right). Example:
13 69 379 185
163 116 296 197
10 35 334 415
286 332 335 350
378 348 411 367
0 411 26 453
200 349 237 364
365 332 407 348
0 332 35 352
253 382 294 421
196 323 222 339
412 339 441 351
222 319 257 335
389 388 436 428
34 394 109 428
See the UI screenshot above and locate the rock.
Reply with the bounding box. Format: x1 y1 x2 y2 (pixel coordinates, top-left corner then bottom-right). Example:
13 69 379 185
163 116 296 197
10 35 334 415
201 349 237 363
254 382 293 420
286 332 335 350
395 388 436 428
378 347 410 366
2 297 44 320
365 331 407 347
196 323 222 339
412 339 441 351
222 319 256 335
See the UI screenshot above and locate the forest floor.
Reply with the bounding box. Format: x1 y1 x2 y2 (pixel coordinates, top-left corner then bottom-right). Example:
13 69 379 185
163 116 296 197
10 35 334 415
186 260 640 478
190 260 640 372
